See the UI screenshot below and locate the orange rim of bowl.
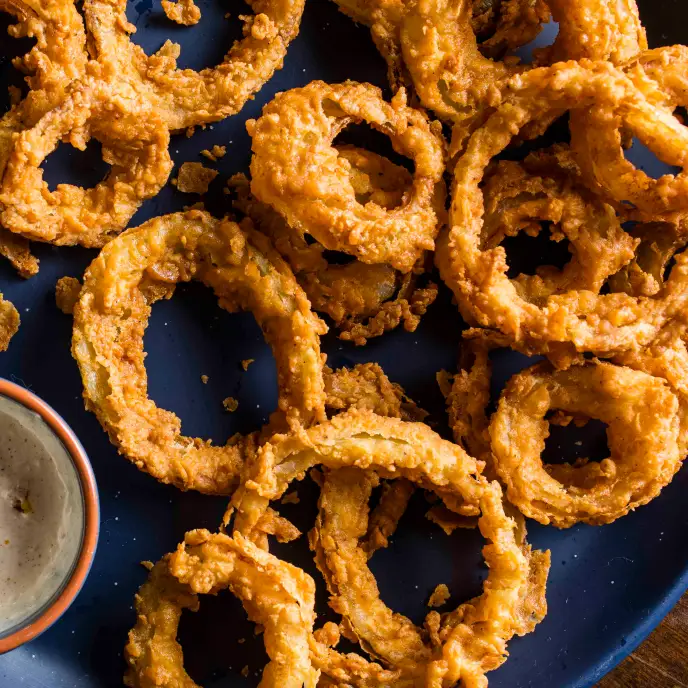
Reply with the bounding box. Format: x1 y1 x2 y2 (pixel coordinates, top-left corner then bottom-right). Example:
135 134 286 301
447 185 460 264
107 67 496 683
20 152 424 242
0 379 99 654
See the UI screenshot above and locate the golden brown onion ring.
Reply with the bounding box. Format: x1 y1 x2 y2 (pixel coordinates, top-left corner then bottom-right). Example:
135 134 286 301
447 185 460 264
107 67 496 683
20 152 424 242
84 0 304 131
323 362 424 555
437 61 688 358
311 468 549 683
489 360 681 527
480 145 637 305
0 0 89 274
571 46 688 215
231 147 442 344
72 210 327 494
441 330 513 479
247 81 446 273
124 530 319 688
0 79 172 247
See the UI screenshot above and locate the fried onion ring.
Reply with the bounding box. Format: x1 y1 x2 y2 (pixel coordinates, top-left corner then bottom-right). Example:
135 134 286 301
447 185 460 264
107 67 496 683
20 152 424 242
72 210 326 494
0 78 173 247
230 151 442 344
437 61 688 357
124 529 319 688
311 468 549 682
84 0 305 130
247 81 446 272
480 145 637 304
489 360 682 527
571 46 688 215
0 0 89 274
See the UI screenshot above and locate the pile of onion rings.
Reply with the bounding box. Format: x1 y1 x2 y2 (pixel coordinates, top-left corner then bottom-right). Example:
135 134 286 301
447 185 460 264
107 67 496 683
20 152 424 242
3 0 686 682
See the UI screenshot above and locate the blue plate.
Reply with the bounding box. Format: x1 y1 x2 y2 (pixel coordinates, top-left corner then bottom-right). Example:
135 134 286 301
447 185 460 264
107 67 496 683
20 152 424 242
0 1 686 686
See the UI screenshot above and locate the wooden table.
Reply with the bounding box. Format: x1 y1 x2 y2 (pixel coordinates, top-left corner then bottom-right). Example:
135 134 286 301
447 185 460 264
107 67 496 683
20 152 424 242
599 595 688 687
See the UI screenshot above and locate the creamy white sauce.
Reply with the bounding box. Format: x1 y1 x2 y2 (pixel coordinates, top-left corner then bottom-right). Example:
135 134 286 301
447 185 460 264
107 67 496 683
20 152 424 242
0 395 84 635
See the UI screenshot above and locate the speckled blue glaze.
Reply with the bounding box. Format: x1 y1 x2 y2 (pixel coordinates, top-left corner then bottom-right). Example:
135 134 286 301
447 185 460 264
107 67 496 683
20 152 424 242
0 1 686 685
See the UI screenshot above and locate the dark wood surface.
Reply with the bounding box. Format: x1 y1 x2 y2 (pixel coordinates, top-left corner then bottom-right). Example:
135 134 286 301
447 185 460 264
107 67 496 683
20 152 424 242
598 595 688 687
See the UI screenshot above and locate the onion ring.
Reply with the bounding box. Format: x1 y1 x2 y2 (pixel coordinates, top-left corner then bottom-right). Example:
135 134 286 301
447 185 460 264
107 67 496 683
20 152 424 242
0 0 89 274
228 146 446 346
72 210 327 494
489 360 682 527
0 78 173 247
323 362 424 555
311 468 549 683
480 145 637 304
247 81 446 272
230 154 442 344
83 0 305 131
436 61 688 357
124 529 319 688
571 46 688 215
324 362 428 423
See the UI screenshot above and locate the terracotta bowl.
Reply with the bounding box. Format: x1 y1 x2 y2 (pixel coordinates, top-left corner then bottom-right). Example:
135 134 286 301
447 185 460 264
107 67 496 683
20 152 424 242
0 379 99 654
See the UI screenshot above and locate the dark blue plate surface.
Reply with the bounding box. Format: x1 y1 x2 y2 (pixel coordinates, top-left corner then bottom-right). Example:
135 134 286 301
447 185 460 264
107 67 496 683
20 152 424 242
0 1 686 686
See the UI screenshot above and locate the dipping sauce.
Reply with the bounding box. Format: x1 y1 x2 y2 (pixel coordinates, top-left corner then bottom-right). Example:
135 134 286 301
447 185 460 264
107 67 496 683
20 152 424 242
0 394 84 636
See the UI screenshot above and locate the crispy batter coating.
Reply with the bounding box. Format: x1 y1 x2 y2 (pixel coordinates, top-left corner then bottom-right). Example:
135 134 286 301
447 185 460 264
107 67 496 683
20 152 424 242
230 159 441 344
0 231 39 278
0 295 19 351
427 583 450 608
481 146 637 305
248 81 446 272
200 145 227 162
490 361 682 527
608 219 688 298
72 210 327 494
0 0 89 275
331 0 548 91
124 530 319 687
536 0 646 65
161 0 200 25
55 276 82 315
0 78 173 247
174 162 218 194
83 0 305 130
399 0 523 144
324 362 428 423
227 409 486 541
571 46 688 215
324 362 424 555
312 470 548 685
436 61 688 358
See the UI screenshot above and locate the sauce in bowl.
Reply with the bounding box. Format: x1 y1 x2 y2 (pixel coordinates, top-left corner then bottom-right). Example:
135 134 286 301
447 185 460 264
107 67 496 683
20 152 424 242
0 382 98 652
